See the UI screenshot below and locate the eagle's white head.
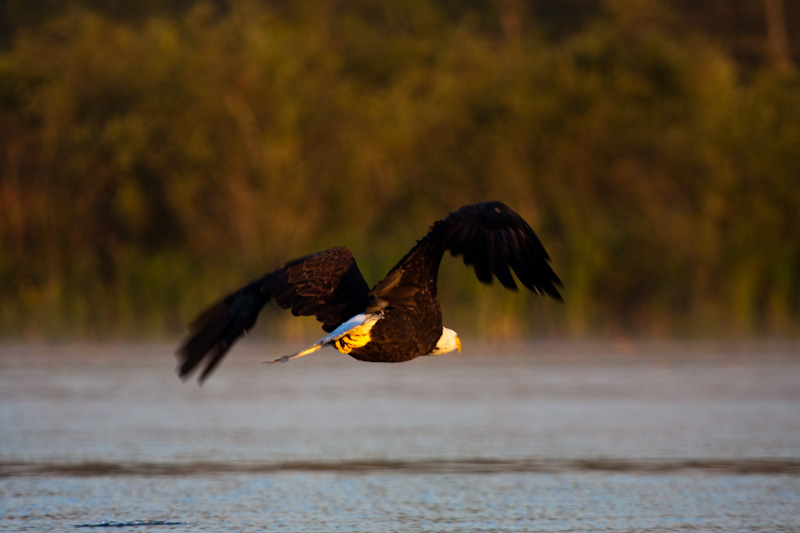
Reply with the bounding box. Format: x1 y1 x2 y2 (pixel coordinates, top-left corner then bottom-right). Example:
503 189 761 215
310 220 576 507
427 327 462 356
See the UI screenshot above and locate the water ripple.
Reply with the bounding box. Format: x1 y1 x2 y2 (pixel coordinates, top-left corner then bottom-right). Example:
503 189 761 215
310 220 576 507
74 520 190 528
2 458 798 477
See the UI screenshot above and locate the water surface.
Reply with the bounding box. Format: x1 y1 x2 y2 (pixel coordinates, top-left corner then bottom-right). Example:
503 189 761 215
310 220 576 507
1 341 799 531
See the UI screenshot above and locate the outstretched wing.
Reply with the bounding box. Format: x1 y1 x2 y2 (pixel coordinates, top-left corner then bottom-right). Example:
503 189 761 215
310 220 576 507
436 201 562 299
371 201 561 309
176 246 370 383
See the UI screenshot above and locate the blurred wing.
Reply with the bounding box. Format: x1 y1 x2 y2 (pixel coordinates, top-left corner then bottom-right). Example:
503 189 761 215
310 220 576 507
435 201 562 299
176 246 370 383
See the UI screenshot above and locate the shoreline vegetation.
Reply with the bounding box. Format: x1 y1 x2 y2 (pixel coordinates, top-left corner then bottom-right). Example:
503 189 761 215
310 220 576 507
1 1 798 340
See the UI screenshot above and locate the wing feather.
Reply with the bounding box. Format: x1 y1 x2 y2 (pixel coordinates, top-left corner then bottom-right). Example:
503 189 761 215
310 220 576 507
176 247 370 383
371 201 561 315
436 201 562 300
491 229 518 290
468 228 494 283
503 231 536 290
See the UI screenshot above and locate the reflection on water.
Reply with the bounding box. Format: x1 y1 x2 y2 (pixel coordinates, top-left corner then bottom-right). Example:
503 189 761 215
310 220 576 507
1 341 799 532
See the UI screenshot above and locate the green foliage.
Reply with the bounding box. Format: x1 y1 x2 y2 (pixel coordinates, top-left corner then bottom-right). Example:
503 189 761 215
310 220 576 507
1 1 798 339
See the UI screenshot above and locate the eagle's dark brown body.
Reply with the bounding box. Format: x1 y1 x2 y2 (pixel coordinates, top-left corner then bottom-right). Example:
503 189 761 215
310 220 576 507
349 241 445 363
177 201 561 382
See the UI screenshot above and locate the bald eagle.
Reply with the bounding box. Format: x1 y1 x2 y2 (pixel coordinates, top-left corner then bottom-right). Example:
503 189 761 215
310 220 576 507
177 201 561 383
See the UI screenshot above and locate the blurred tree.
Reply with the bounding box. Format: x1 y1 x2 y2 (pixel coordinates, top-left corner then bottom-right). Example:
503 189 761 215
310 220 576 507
0 0 797 338
764 0 794 72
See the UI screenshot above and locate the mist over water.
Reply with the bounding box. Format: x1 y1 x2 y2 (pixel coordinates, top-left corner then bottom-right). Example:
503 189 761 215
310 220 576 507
2 341 799 532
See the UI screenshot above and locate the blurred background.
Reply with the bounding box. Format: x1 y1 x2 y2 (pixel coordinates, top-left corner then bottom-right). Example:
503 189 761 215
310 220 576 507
1 0 798 342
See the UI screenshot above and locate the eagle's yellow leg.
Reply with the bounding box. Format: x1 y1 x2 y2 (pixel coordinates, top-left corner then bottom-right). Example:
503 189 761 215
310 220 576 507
332 324 374 354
